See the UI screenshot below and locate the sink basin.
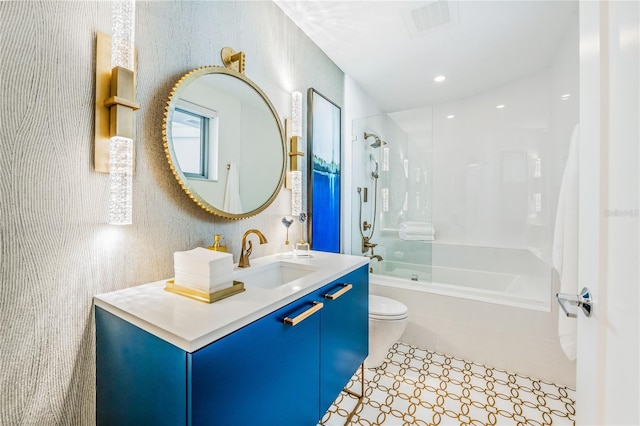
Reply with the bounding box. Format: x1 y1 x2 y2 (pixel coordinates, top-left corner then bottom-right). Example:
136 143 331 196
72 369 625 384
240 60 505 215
233 261 319 290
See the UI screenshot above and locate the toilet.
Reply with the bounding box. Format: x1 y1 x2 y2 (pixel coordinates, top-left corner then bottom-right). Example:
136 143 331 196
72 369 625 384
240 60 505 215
366 294 409 368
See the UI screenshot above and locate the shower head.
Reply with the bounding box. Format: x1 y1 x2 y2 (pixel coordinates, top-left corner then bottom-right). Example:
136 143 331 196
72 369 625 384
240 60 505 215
364 132 387 148
371 139 386 148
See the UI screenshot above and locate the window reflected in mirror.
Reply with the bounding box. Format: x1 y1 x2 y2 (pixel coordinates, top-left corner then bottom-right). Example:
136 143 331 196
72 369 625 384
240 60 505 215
172 103 219 181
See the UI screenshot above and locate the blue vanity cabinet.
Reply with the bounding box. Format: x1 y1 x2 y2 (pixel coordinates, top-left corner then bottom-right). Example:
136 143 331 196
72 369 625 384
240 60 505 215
189 290 321 426
96 292 323 426
95 262 368 426
95 307 188 425
316 265 369 416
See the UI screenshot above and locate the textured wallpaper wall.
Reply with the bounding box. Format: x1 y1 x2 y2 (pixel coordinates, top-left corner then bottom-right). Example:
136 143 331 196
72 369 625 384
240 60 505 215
0 2 344 424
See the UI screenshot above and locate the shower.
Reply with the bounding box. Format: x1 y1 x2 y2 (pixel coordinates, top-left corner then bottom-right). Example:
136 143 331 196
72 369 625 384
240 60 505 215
364 132 387 148
358 132 385 262
353 62 575 312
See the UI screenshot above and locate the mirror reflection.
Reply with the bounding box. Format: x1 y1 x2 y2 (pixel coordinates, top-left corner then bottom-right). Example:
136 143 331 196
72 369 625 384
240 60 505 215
172 107 218 181
164 67 285 219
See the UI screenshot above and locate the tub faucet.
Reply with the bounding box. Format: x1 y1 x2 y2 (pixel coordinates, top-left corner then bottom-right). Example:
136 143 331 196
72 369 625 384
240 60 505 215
367 243 383 262
238 229 268 268
362 236 377 253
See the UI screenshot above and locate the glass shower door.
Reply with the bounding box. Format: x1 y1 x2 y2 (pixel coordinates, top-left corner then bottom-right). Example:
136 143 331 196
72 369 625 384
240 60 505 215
351 111 433 282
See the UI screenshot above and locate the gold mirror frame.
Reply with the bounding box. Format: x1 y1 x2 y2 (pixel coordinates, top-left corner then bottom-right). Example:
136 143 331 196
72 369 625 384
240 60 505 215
162 66 286 220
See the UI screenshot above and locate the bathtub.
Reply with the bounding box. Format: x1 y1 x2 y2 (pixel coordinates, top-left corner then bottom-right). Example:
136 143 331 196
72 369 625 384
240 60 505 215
366 244 575 386
369 243 552 311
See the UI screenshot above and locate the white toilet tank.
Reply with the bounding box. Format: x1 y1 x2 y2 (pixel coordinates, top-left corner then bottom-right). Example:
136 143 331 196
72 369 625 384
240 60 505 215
366 295 409 368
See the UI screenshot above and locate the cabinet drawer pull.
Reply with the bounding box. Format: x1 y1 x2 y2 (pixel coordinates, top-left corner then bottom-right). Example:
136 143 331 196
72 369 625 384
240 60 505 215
283 301 323 326
324 284 353 300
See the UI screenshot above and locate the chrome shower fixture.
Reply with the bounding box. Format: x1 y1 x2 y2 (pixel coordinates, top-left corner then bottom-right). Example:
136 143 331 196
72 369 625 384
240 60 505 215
364 132 387 148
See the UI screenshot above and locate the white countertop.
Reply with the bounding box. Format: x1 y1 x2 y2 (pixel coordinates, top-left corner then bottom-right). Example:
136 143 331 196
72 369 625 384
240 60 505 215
94 251 369 353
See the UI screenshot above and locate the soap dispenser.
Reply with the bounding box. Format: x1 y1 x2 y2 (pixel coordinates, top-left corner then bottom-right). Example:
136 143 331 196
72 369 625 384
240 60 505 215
207 234 227 252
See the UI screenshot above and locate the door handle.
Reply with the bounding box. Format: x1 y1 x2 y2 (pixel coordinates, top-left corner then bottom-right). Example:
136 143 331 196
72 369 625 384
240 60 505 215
556 287 593 318
283 301 323 326
324 283 353 300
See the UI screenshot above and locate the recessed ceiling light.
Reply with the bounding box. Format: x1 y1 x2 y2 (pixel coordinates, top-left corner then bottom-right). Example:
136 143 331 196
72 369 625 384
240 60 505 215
561 93 571 100
434 75 446 83
446 115 455 119
496 104 505 109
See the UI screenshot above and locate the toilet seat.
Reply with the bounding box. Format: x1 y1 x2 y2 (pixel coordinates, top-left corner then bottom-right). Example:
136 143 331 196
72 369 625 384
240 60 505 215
369 295 408 321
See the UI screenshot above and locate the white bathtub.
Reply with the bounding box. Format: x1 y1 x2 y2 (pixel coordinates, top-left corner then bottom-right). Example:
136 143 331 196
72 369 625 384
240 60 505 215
366 244 575 386
369 243 551 311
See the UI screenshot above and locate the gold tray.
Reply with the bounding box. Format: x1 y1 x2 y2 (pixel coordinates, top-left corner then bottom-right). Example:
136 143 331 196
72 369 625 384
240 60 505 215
164 280 245 303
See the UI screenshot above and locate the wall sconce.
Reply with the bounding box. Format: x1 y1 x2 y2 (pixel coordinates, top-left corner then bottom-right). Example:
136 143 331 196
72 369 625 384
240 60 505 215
95 0 138 225
286 91 304 216
221 47 246 74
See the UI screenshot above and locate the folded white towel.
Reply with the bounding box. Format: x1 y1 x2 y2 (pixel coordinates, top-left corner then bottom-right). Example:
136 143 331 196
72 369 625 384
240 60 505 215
398 231 435 241
398 222 435 241
175 271 233 293
399 221 435 235
174 247 233 293
399 232 434 241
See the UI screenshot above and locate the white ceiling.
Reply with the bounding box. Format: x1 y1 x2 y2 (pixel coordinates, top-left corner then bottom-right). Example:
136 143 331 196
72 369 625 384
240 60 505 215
275 0 578 113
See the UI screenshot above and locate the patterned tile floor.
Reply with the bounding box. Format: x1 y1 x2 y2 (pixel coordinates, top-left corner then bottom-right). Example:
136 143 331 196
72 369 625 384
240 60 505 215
320 342 576 426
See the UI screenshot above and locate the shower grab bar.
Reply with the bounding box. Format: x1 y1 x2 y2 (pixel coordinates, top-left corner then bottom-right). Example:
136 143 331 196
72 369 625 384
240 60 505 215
556 287 593 318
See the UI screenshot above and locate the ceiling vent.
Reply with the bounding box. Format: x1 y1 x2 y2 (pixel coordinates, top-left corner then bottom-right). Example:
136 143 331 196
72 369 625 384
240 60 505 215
402 0 460 37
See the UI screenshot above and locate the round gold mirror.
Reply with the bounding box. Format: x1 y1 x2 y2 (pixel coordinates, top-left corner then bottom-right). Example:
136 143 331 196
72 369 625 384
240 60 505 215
163 66 285 219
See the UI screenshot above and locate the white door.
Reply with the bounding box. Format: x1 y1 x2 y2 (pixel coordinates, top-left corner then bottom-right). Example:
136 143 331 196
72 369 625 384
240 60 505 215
577 1 639 425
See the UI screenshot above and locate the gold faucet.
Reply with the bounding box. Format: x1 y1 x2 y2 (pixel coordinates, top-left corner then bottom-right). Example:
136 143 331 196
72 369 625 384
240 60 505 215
238 229 268 268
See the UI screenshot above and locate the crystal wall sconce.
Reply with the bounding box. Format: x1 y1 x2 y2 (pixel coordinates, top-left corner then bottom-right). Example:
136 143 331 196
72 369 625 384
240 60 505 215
94 0 138 225
286 91 304 216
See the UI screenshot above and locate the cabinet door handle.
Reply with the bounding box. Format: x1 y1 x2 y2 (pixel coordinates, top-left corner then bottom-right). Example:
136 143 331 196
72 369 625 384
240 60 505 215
324 283 353 300
283 301 323 326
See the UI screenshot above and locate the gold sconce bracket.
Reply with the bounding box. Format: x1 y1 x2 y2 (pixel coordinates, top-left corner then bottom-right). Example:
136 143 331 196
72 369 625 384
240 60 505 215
104 66 140 111
289 136 305 171
285 118 305 189
94 32 138 174
285 119 305 172
221 47 246 74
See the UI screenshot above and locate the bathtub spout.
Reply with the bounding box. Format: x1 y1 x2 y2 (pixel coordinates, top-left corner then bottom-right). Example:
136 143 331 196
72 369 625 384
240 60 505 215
369 254 383 262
